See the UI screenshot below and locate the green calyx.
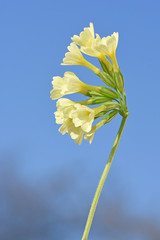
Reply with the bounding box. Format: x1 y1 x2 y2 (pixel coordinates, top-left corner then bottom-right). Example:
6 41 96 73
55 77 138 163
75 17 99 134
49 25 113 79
99 69 125 94
94 110 108 119
98 64 128 117
113 71 124 93
103 110 118 124
88 88 117 98
78 50 129 122
99 59 112 75
99 71 116 89
88 96 113 105
116 90 129 118
99 86 118 99
94 102 119 120
86 86 118 104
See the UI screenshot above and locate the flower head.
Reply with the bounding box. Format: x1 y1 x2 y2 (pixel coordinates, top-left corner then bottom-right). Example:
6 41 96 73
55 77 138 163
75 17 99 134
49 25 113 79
51 23 128 145
50 72 85 100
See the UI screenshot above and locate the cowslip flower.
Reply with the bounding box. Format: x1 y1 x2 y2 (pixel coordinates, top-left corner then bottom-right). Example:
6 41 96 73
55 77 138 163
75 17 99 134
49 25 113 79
95 32 118 58
54 98 119 144
54 98 95 144
55 98 105 132
61 42 84 66
61 42 100 75
59 119 84 145
55 98 96 132
51 23 129 240
71 22 101 58
95 32 119 71
50 71 111 100
71 23 113 72
50 72 86 99
71 23 95 48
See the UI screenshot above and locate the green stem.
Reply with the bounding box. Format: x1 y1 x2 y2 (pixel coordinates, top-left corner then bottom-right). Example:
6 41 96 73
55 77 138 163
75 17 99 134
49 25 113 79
82 116 128 240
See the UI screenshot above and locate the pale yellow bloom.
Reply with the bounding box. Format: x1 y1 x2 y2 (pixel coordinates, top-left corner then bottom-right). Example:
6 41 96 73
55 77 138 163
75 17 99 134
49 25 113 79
71 104 95 132
55 98 95 133
95 32 119 58
71 23 113 71
71 23 101 57
61 42 85 66
50 72 85 100
71 23 94 48
61 42 100 75
81 34 102 57
55 98 75 120
95 32 119 71
59 119 84 145
54 98 99 144
54 99 119 144
55 99 84 144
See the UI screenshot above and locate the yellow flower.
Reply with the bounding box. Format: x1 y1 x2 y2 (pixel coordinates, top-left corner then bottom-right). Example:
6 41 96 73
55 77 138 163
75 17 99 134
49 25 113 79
54 98 105 144
71 23 101 57
50 72 86 100
96 32 119 58
71 23 114 71
71 22 94 48
61 42 84 66
71 104 95 132
59 119 84 145
95 32 119 71
61 42 100 75
55 98 95 132
54 97 119 144
55 98 75 120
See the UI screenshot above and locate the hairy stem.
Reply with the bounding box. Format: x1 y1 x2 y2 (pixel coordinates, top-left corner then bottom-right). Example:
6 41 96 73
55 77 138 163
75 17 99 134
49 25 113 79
82 116 128 240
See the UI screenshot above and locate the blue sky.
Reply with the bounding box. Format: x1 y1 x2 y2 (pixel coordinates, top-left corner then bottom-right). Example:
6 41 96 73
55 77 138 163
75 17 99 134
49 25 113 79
0 0 160 239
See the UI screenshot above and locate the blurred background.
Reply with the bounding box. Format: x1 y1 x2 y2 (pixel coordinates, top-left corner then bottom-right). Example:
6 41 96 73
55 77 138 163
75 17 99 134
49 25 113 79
1 0 160 239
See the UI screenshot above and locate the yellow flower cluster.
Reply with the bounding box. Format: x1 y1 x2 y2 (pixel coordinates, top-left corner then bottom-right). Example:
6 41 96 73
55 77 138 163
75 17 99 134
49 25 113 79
51 23 128 144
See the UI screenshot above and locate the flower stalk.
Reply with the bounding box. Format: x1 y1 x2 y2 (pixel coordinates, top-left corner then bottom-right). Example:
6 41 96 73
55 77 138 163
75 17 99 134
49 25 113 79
82 114 128 240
